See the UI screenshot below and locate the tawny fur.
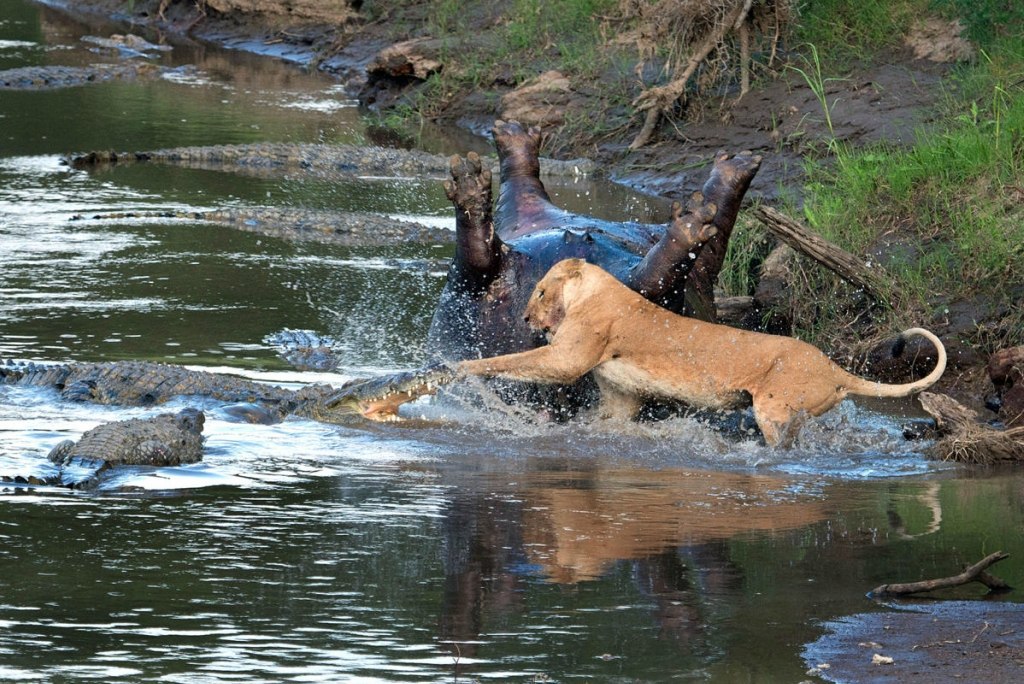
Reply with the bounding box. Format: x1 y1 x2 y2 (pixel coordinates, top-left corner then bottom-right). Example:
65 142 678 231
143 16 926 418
459 259 946 447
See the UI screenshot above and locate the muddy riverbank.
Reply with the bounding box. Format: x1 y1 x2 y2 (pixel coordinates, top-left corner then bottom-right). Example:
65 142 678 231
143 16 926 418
37 1 951 197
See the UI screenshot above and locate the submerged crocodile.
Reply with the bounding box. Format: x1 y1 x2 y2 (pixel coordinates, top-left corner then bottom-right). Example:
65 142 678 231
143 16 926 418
69 207 453 247
0 359 454 423
65 142 594 179
3 408 205 489
263 329 342 371
66 142 452 178
0 63 194 90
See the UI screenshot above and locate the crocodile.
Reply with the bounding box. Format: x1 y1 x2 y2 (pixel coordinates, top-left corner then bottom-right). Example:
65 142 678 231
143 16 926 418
0 63 195 90
68 207 453 247
2 408 205 489
81 34 173 58
65 143 595 179
0 359 455 423
263 329 343 371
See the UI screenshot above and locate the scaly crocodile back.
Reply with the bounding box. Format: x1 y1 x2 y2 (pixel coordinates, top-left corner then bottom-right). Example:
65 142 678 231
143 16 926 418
1 359 303 407
48 408 206 467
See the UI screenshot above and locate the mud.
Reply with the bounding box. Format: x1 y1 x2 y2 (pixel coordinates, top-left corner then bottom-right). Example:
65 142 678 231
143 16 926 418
610 59 949 201
804 600 1024 683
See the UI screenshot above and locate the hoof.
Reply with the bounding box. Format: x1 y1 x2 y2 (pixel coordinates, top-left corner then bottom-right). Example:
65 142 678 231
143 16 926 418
668 200 717 245
492 120 542 176
712 149 763 184
492 119 541 151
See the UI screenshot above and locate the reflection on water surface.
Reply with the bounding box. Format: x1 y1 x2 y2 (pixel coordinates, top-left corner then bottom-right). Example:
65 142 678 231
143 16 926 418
1 1 1022 681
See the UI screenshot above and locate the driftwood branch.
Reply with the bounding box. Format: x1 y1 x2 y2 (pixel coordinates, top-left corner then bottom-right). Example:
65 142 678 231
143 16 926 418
754 206 896 303
870 551 1012 598
629 2 750 150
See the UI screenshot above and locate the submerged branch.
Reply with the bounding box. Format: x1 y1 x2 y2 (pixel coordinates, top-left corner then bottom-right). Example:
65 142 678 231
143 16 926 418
870 551 1012 598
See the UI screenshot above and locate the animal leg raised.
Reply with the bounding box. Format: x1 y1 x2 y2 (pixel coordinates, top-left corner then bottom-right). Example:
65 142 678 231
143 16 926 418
444 151 503 294
492 120 565 238
688 150 762 317
626 196 718 313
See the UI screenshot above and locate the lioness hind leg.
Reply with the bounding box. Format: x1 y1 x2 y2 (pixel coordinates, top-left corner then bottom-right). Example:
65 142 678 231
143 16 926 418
593 376 641 421
752 397 804 448
776 410 810 449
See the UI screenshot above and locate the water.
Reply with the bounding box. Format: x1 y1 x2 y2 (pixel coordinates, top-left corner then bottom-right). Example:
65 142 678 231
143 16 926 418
1 2 1022 681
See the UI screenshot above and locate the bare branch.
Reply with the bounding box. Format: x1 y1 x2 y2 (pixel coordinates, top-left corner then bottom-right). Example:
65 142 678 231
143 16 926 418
871 551 1012 597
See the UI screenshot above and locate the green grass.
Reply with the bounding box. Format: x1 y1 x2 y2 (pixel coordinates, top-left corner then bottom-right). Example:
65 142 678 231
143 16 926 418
787 57 1024 351
795 0 1023 68
795 0 929 60
933 0 1024 44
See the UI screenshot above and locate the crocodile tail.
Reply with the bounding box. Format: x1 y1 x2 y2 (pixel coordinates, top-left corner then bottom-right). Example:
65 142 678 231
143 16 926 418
0 360 20 383
1 360 64 386
845 328 947 398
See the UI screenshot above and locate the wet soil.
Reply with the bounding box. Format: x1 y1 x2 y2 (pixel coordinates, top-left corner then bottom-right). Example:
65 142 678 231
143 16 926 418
609 59 949 202
804 600 1024 683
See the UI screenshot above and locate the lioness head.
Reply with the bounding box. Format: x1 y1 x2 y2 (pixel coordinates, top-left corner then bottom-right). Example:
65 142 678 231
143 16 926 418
523 258 585 334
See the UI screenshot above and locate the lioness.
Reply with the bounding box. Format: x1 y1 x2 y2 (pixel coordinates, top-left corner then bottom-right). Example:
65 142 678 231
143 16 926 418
457 258 946 446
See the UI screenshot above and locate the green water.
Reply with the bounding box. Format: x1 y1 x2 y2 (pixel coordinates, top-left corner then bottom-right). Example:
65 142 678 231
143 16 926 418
1 2 1021 682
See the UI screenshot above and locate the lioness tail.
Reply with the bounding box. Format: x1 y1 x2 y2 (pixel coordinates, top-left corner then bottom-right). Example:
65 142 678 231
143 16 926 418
848 328 946 398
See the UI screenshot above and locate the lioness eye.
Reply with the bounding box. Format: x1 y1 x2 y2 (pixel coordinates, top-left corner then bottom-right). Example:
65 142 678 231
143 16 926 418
537 290 545 299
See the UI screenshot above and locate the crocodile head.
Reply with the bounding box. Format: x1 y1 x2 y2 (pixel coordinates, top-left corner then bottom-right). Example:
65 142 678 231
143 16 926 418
316 363 456 422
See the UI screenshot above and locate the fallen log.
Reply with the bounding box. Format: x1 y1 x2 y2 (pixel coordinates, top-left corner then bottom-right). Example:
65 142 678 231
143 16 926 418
870 551 1012 598
753 206 895 303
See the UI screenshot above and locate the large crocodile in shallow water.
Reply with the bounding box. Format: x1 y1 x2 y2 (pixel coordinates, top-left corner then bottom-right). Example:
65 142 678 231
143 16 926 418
3 408 206 489
0 359 454 423
69 207 454 247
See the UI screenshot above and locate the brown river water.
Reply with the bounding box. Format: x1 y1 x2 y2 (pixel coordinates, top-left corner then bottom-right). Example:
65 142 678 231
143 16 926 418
1 2 1022 682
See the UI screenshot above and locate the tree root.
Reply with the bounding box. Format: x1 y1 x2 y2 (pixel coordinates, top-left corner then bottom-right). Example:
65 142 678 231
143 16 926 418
918 392 1024 464
630 2 749 149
